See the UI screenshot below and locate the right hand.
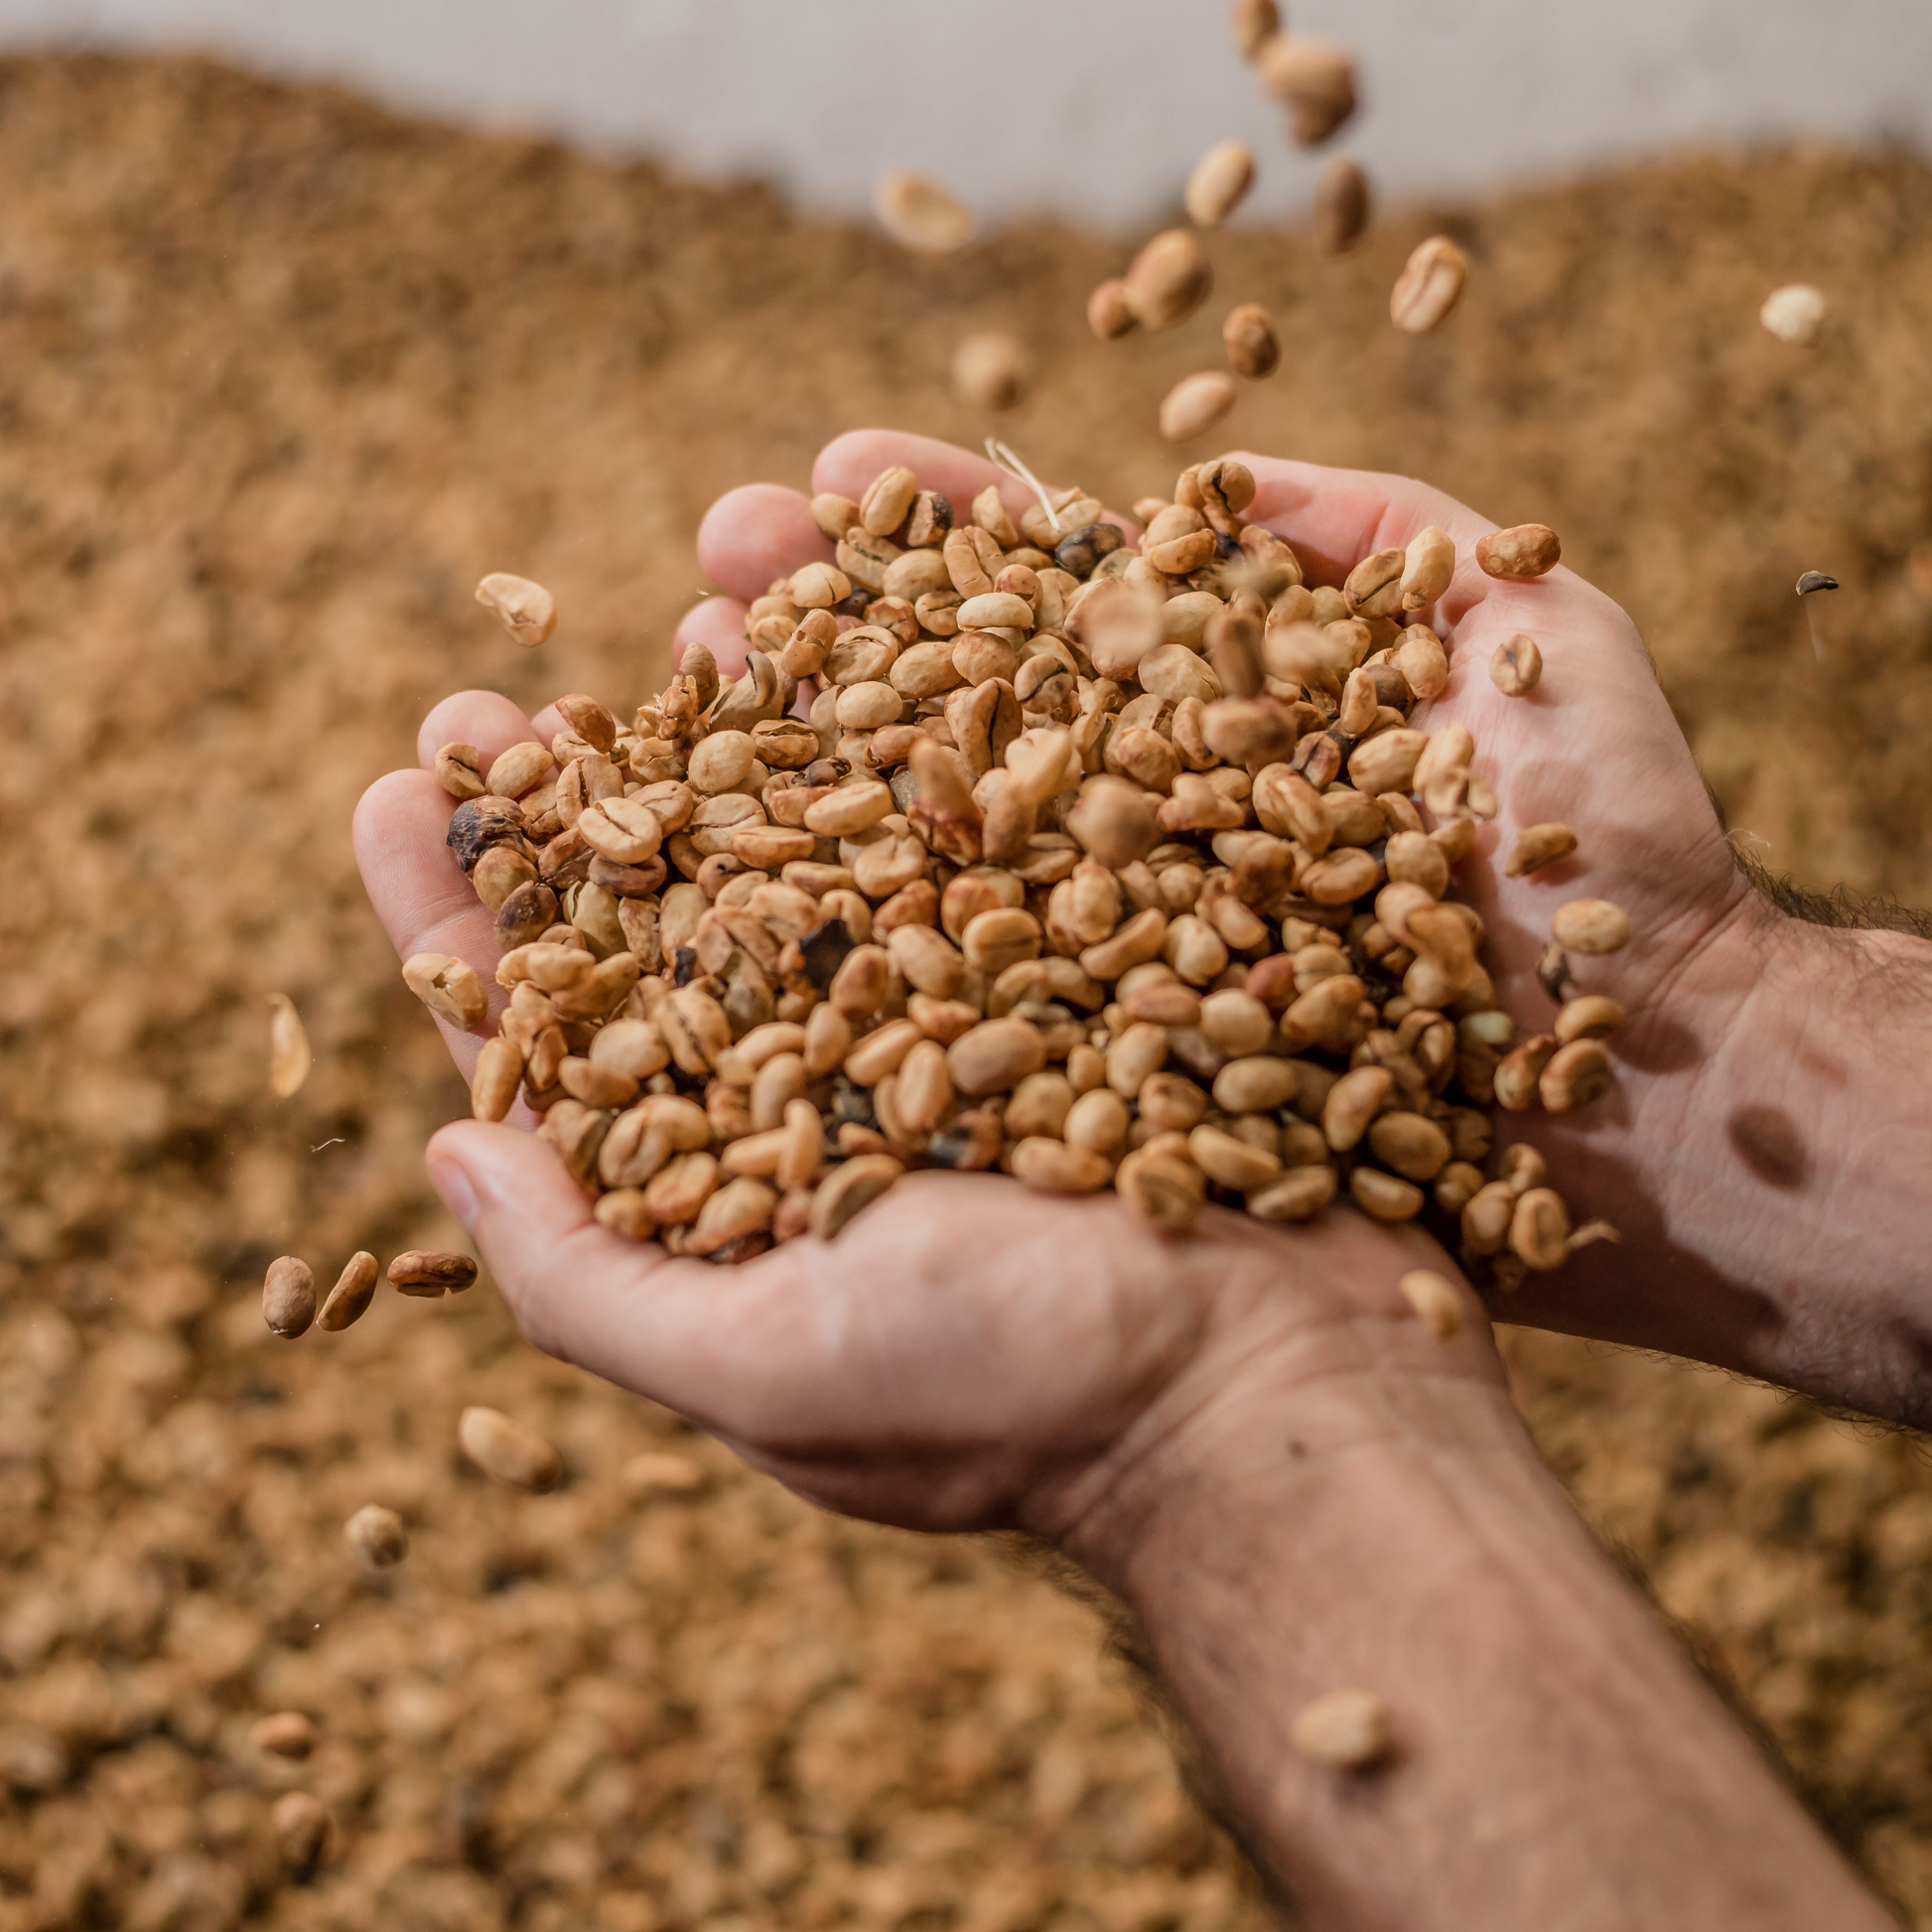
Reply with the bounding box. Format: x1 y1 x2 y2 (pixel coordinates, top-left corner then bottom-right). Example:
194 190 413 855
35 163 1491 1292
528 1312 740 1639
676 434 1851 1403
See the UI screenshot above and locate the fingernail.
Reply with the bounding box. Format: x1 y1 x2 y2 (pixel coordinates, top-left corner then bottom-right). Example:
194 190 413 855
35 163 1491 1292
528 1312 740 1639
428 1152 478 1231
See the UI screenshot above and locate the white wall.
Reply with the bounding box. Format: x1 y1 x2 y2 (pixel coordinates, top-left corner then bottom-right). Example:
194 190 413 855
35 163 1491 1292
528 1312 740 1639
3 0 1928 225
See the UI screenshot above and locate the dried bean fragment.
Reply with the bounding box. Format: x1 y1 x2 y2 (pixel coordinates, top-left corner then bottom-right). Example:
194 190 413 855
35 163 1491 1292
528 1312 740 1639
1223 302 1280 379
1476 524 1561 580
1391 237 1467 335
252 1712 318 1759
1397 1269 1462 1339
1159 371 1238 442
1540 1038 1613 1112
1556 995 1624 1042
272 1792 332 1872
1312 157 1371 254
1292 1689 1390 1767
1489 633 1543 695
476 572 557 646
1087 278 1137 341
953 333 1031 412
1506 823 1576 876
435 742 485 798
1116 1150 1204 1232
317 1252 378 1331
1761 283 1826 346
1185 140 1255 227
1125 228 1211 331
1229 0 1279 60
345 1503 407 1568
1551 899 1630 955
810 1154 902 1240
875 171 973 252
1258 36 1357 146
267 993 311 1098
387 1249 479 1295
262 1257 316 1338
458 1406 563 1491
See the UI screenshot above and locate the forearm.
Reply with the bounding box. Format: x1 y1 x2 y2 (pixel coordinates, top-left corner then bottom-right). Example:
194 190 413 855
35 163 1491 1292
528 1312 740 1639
1513 900 1932 1426
1061 1342 1887 1930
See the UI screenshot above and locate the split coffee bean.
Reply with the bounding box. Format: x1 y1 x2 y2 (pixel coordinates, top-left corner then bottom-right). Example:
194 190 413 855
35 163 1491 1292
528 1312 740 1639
475 572 557 646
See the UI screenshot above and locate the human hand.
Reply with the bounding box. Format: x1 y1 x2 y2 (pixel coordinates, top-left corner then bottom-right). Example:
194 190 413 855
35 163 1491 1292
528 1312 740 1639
675 433 1759 1361
679 431 1932 1422
1211 449 1932 1422
351 439 1510 1548
354 433 1905 1932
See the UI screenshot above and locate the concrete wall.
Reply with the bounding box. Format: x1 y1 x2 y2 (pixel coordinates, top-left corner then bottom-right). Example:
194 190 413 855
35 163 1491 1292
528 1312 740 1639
3 0 1927 225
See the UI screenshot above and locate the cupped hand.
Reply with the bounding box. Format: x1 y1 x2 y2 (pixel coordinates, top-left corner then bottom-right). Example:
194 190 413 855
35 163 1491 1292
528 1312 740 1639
350 422 1774 1542
352 658 1501 1544
677 432 1774 1360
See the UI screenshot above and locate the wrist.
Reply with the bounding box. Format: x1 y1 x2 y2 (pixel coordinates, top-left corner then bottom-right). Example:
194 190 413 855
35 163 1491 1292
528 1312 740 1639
1513 890 1932 1424
1035 1230 1529 1600
1034 1230 1887 1931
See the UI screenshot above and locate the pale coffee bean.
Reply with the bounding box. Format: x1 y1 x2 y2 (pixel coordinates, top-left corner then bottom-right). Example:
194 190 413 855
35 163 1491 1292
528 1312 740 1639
345 1503 407 1568
1390 237 1468 335
1125 229 1211 331
1551 899 1630 954
1184 140 1254 227
458 1406 563 1491
952 333 1032 412
875 171 973 252
1489 633 1543 695
1223 302 1280 379
387 1250 479 1295
267 993 311 1099
1292 1689 1390 1767
1397 1269 1462 1339
1760 283 1827 346
476 571 557 645
1312 157 1371 254
1159 371 1238 442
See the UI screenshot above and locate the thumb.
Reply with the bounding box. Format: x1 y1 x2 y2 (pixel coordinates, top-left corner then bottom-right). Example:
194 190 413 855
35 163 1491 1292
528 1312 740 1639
425 1120 723 1405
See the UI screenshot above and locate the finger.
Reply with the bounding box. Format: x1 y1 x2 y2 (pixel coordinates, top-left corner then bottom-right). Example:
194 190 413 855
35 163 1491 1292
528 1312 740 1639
1229 453 1501 623
696 483 830 601
426 1119 814 1420
351 768 505 1082
415 689 541 775
673 596 754 679
816 428 1144 546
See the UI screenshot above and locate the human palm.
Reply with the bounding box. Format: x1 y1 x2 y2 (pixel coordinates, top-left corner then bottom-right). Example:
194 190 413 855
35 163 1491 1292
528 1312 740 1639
351 429 1530 1540
680 432 1757 1336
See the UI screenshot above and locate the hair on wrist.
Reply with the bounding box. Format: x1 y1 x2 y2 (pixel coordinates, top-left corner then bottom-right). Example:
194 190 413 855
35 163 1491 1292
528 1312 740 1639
1732 846 1932 942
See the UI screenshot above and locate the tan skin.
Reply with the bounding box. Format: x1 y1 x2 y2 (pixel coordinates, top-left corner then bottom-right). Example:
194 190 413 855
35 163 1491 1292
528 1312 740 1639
353 431 1919 1927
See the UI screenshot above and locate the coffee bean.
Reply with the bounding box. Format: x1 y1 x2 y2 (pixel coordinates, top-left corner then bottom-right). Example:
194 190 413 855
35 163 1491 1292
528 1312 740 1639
1291 1689 1390 1766
475 572 556 646
262 1256 316 1338
874 172 973 253
458 1406 563 1492
1391 237 1468 335
345 1503 407 1568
